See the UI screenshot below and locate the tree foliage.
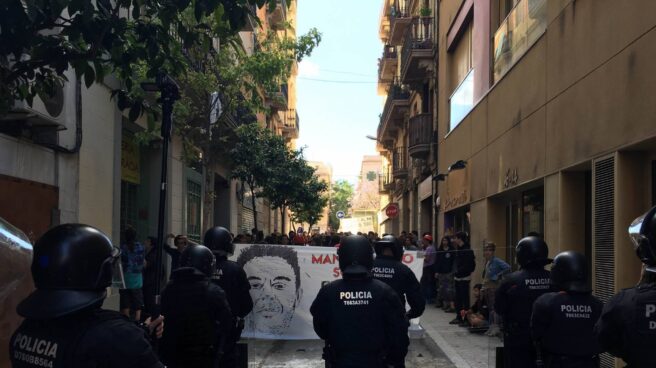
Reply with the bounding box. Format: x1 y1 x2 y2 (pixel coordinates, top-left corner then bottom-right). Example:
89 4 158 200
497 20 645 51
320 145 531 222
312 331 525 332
328 180 354 232
0 0 280 114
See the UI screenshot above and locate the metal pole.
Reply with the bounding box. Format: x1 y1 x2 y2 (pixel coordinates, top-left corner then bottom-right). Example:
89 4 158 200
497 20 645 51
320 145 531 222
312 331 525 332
152 75 179 320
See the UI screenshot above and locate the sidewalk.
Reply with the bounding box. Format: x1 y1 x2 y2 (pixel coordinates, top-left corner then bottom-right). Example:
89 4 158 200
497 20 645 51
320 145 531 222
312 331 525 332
419 306 503 368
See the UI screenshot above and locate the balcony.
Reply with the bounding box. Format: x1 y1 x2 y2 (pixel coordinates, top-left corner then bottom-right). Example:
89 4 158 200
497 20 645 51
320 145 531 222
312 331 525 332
281 109 299 139
379 167 394 194
388 0 412 45
266 84 288 111
377 45 398 94
392 147 408 179
400 17 435 85
408 113 432 159
493 0 547 82
268 0 288 30
378 78 410 142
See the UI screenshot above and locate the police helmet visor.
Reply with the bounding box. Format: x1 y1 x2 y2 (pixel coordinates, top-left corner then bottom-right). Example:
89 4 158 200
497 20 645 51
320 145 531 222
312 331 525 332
629 208 656 272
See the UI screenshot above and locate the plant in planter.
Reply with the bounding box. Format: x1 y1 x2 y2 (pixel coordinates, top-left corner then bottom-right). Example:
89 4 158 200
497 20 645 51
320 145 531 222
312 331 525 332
419 7 432 17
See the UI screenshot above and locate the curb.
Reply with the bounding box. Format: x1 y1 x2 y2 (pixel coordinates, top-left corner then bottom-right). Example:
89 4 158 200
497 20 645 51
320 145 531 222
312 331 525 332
420 323 472 368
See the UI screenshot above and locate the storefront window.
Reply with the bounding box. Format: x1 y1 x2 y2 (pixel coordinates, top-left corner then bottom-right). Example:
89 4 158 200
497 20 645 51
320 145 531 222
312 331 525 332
186 180 202 242
444 206 471 236
522 187 544 237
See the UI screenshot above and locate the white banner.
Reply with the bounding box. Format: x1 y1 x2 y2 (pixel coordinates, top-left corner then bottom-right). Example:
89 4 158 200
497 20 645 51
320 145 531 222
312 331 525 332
230 244 423 340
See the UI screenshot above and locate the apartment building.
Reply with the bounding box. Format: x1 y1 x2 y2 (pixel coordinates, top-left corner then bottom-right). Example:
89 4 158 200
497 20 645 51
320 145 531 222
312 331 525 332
377 0 438 237
376 1 656 366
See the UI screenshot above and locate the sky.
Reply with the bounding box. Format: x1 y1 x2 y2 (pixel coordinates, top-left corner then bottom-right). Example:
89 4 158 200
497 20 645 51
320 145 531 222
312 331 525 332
295 0 383 185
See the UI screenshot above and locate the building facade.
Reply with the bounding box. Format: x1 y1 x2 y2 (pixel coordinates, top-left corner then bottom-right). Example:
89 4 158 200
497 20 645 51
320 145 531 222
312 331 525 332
377 1 656 366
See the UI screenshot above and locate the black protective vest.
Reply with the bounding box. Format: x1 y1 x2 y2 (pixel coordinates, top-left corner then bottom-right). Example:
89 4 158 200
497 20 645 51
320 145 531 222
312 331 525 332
372 257 425 319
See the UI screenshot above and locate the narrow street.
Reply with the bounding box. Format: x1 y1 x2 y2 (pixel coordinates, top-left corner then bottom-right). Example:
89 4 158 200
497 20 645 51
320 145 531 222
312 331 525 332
246 338 455 368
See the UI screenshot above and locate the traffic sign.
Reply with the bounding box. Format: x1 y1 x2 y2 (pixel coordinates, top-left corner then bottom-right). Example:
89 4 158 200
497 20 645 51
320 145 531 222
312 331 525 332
385 203 399 218
336 211 345 219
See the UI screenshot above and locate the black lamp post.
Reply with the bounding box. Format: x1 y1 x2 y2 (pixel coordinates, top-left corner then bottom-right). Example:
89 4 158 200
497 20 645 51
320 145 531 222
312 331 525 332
141 73 180 319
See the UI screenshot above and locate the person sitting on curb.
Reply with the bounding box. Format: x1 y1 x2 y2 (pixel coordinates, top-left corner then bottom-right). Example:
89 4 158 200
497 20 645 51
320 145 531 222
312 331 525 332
464 284 490 333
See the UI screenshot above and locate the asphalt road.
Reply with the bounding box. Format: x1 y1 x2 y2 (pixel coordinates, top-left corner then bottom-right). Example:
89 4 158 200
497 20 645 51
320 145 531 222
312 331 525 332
245 337 455 368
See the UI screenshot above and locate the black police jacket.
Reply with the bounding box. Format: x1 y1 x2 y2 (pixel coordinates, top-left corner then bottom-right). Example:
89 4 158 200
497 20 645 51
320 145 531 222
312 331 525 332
10 308 162 368
160 267 233 368
594 284 656 367
211 256 254 319
453 246 476 278
495 267 552 347
372 256 425 319
531 291 603 357
434 246 454 274
310 275 410 368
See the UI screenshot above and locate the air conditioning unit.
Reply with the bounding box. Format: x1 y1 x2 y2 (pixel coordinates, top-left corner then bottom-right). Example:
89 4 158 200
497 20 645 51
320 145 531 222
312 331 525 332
1 69 76 130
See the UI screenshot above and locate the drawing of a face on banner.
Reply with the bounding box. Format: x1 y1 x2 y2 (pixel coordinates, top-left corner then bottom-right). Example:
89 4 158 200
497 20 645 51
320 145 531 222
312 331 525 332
237 245 302 336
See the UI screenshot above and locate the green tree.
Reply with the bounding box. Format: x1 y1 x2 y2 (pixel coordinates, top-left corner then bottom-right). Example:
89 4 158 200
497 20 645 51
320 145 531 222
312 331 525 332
291 176 329 231
328 180 354 232
0 0 282 115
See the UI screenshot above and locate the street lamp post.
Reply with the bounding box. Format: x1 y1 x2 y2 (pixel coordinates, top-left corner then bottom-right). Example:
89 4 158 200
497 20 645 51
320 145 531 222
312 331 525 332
141 73 180 320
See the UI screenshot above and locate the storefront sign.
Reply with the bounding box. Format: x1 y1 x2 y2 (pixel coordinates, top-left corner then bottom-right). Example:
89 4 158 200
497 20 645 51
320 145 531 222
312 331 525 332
504 168 519 189
443 189 468 211
418 176 432 201
121 136 140 184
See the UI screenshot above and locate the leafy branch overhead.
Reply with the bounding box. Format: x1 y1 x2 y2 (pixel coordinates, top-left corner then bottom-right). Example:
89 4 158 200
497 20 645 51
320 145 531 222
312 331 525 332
0 0 281 114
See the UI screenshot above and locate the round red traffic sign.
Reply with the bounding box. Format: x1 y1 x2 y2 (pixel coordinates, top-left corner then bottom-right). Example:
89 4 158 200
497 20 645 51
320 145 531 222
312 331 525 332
385 203 399 218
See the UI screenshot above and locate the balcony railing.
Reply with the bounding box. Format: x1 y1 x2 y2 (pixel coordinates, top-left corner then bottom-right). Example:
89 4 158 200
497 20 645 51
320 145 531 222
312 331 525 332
493 0 547 82
267 83 288 110
392 147 408 178
408 113 432 159
389 0 412 45
378 77 411 140
281 108 299 139
401 17 434 84
379 166 394 193
378 45 398 85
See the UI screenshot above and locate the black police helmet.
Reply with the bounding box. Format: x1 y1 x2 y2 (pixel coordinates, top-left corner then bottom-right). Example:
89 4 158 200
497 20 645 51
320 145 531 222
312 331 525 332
374 235 403 261
204 226 234 257
18 224 119 319
550 251 590 293
629 206 656 273
516 236 552 269
180 245 216 277
338 235 374 275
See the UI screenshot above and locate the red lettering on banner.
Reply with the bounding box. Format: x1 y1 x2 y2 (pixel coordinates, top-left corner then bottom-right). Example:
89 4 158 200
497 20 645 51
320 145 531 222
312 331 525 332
312 255 323 264
402 254 414 264
333 267 341 278
312 254 338 264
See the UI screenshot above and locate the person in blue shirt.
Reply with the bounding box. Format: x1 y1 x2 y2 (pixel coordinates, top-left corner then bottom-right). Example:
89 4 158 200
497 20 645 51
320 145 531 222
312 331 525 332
120 226 145 321
481 242 510 336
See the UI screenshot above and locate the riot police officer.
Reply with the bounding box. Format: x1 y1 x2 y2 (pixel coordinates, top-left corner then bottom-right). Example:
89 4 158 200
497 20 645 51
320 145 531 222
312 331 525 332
310 235 409 368
372 235 425 320
204 226 253 368
594 205 656 367
10 224 163 368
160 244 233 368
495 236 553 368
531 251 603 368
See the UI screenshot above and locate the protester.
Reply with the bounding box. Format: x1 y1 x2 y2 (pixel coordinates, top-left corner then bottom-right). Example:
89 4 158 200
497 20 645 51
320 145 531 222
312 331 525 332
451 232 476 324
164 234 189 273
421 235 437 304
120 226 145 321
481 242 510 336
434 236 455 312
464 284 489 330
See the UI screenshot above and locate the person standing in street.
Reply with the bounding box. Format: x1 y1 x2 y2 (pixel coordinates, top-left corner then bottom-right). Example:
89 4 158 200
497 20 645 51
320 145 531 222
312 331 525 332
10 224 164 368
495 236 553 368
451 232 476 324
160 244 233 368
595 206 656 368
420 235 437 304
531 251 603 368
164 234 189 274
481 242 510 336
204 226 254 368
311 235 409 368
372 234 425 322
120 226 145 321
434 236 455 311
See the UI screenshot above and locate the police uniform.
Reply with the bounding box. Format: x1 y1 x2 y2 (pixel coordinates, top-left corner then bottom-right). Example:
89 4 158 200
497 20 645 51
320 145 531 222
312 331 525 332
204 226 254 368
160 245 233 368
311 235 409 368
495 236 553 368
211 255 253 367
595 286 656 367
594 205 656 368
372 235 425 320
9 224 163 368
11 308 162 368
532 292 603 367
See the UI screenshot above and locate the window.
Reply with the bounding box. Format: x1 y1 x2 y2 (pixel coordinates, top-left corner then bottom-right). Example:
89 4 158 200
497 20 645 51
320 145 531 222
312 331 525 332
120 181 138 239
186 180 202 242
448 22 474 131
